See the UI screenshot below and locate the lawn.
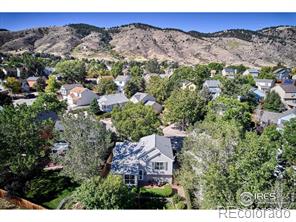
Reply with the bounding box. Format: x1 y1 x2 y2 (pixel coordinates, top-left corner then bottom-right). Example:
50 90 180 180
139 184 173 198
42 188 74 209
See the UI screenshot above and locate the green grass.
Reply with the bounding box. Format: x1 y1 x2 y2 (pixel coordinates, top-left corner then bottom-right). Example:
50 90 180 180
42 188 74 209
139 184 173 198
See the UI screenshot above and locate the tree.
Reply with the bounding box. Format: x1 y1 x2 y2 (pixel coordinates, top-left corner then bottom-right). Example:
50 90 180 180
263 91 285 112
124 77 145 98
111 102 160 141
259 66 275 79
145 59 161 73
55 60 86 83
146 76 170 103
207 96 252 129
208 62 224 72
45 75 60 93
111 62 123 77
0 105 48 195
177 119 242 208
32 93 67 114
73 175 136 209
4 77 21 93
163 89 207 130
89 99 100 115
96 78 117 95
220 75 254 98
226 64 247 74
33 77 46 92
53 114 112 183
130 65 144 78
0 93 12 106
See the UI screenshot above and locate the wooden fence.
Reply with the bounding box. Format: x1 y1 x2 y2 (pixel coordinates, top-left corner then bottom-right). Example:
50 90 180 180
0 189 45 210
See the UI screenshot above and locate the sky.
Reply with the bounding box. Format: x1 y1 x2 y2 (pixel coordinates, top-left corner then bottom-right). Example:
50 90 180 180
0 13 296 33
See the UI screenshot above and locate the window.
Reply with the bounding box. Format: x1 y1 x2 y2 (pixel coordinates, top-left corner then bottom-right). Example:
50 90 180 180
138 170 143 180
152 162 168 171
124 175 135 185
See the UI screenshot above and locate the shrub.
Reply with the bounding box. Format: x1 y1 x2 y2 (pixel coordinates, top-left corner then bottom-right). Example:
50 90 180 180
140 184 173 197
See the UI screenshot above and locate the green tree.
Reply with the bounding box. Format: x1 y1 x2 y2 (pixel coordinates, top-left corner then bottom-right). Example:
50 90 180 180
226 64 248 74
130 65 144 78
53 114 112 183
0 105 48 195
163 89 207 130
111 102 160 141
55 60 86 83
208 62 224 72
146 76 170 103
45 75 60 93
89 99 100 115
73 175 136 209
33 77 46 92
145 59 161 73
96 78 117 95
0 93 12 106
32 93 67 114
207 96 252 129
263 91 285 112
259 66 275 79
124 77 145 98
111 62 123 77
220 75 254 98
4 77 21 93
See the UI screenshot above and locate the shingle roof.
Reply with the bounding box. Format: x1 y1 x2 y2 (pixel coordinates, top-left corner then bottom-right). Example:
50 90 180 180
98 93 129 106
27 76 39 81
70 86 87 94
115 75 130 82
204 80 220 88
256 108 296 125
255 79 274 84
130 92 156 103
61 84 83 90
280 84 296 93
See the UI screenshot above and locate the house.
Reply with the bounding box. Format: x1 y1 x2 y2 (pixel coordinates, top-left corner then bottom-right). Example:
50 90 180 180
273 68 291 82
114 75 131 93
111 134 174 186
130 92 156 104
222 68 237 78
250 88 266 102
21 80 30 93
256 108 296 129
145 101 163 114
67 87 98 107
255 79 275 92
43 67 55 76
60 84 83 99
97 93 129 112
271 80 296 108
1 67 21 77
26 76 40 88
180 80 197 91
203 80 221 99
243 68 260 78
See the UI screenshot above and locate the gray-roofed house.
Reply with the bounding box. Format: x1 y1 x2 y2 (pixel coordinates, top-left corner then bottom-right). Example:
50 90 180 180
114 75 131 93
111 134 174 186
271 81 296 108
97 93 129 112
27 76 41 88
145 101 163 114
273 68 291 82
256 108 296 129
243 68 260 78
203 80 221 99
222 68 237 78
60 84 83 99
255 79 275 92
130 92 156 104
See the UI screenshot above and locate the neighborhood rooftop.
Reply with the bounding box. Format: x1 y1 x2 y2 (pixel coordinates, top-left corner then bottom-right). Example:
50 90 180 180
98 93 129 106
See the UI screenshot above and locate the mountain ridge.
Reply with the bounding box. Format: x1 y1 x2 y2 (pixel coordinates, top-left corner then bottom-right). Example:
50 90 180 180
1 23 296 67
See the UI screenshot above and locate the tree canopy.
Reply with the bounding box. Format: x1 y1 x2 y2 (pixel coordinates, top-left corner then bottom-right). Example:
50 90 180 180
263 91 285 112
124 77 145 98
111 102 160 141
55 60 86 83
96 78 117 95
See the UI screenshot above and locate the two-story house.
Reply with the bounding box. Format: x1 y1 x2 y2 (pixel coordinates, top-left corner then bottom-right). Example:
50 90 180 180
111 134 174 186
97 93 129 112
273 68 291 82
114 75 131 93
255 79 275 92
222 68 237 78
271 80 296 109
130 92 162 114
203 80 221 99
67 86 98 107
60 84 83 99
243 68 260 78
